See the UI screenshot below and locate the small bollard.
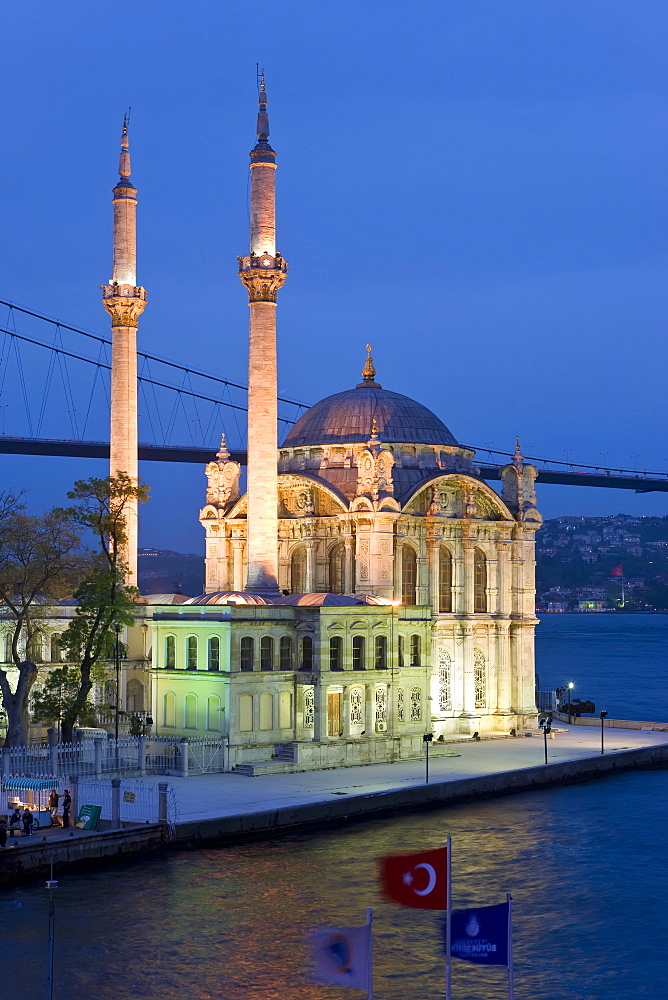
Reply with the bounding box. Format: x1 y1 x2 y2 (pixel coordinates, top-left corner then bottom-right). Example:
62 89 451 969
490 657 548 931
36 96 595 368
158 782 168 823
111 777 121 829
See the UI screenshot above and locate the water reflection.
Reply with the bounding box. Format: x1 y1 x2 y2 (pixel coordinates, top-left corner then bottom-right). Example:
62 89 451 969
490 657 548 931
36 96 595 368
4 770 667 999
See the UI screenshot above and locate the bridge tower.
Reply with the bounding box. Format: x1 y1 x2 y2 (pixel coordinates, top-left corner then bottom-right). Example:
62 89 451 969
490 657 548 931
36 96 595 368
237 75 288 596
101 117 147 588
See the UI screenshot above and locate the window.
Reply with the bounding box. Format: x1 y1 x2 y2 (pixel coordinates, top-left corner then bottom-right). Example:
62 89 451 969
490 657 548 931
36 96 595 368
279 636 292 670
474 649 486 708
374 635 387 670
410 634 421 666
352 635 365 671
397 634 404 667
397 688 405 723
240 636 254 672
402 547 417 605
375 686 387 724
328 543 345 594
303 687 315 729
187 636 198 670
260 636 274 671
208 636 220 672
185 694 197 729
259 692 273 730
410 686 422 722
206 695 222 731
165 635 175 669
300 635 313 671
474 548 487 613
50 633 63 663
290 547 307 593
126 679 144 712
350 687 363 726
239 694 253 732
438 649 452 711
439 547 453 613
329 636 342 671
3 633 12 663
27 635 43 663
163 692 176 728
279 691 292 729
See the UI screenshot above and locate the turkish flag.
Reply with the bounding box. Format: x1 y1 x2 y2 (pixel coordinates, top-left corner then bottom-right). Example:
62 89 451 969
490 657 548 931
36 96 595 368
610 564 623 576
380 847 448 910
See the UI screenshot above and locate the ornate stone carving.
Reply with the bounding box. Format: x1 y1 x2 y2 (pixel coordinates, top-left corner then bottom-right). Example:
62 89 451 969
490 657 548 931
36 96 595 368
238 253 288 302
205 435 241 507
101 284 147 328
356 422 395 500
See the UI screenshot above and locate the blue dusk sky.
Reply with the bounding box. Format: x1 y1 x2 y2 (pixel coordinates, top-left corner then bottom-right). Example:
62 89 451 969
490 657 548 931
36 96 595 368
1 0 666 552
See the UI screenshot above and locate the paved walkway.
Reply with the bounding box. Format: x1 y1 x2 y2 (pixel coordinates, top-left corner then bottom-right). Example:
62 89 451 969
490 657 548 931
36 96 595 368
139 724 668 826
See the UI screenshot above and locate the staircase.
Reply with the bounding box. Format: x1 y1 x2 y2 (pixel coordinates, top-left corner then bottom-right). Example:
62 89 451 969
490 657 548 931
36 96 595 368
231 743 298 777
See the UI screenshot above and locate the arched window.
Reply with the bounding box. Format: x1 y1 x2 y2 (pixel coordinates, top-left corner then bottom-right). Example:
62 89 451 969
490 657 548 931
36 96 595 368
438 649 452 712
260 636 274 671
374 635 387 670
474 548 487 613
300 635 313 671
206 695 222 731
290 547 307 593
397 634 404 667
402 547 417 605
208 636 220 672
239 694 253 732
328 543 345 594
163 692 176 728
410 634 421 665
50 633 63 663
27 635 43 663
329 636 342 671
474 649 486 708
127 679 144 712
279 636 292 670
352 635 365 671
165 635 175 669
439 547 453 613
240 636 254 672
187 636 198 670
185 694 198 729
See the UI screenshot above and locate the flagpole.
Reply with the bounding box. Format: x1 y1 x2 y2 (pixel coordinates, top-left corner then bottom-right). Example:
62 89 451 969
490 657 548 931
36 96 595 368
507 892 514 1000
445 835 452 1000
366 906 373 1000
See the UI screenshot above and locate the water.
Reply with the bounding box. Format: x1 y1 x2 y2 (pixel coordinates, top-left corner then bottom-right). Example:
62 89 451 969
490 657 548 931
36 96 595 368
3 615 668 999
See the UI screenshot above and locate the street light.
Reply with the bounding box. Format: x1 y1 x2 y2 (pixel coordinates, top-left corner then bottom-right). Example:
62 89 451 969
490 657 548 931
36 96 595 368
423 733 433 784
539 716 552 764
600 710 608 755
566 681 574 725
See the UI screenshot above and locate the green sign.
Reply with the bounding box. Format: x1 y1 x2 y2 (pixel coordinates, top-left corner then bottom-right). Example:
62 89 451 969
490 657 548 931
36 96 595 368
76 804 102 830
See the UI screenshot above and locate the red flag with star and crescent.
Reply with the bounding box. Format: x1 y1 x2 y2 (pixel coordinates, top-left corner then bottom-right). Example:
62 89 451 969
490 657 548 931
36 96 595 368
380 847 448 910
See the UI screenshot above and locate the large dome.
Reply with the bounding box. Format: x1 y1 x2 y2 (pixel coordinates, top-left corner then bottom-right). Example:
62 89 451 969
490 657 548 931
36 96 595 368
282 386 458 448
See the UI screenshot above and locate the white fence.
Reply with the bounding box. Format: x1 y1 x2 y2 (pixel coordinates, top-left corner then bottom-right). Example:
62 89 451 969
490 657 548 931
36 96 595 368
0 735 228 779
0 776 177 827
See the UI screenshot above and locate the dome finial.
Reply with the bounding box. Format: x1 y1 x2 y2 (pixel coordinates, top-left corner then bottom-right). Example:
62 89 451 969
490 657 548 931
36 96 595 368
357 344 382 388
514 436 524 463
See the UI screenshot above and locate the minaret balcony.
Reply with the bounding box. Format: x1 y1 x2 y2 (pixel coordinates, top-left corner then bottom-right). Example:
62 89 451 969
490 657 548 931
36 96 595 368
102 283 148 302
237 253 288 275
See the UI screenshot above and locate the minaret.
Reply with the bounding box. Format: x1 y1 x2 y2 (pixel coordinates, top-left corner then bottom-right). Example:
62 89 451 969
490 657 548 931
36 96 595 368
101 116 148 588
238 75 288 595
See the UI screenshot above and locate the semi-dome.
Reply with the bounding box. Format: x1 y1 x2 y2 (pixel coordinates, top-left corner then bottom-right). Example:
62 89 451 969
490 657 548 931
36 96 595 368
185 592 268 606
282 348 457 448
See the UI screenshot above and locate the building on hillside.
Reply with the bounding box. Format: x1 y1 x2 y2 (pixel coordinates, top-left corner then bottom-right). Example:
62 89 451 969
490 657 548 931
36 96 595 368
147 81 542 770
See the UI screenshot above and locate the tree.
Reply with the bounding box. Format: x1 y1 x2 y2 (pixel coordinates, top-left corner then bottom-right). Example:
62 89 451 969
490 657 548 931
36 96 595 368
31 664 107 731
0 500 83 746
57 474 149 742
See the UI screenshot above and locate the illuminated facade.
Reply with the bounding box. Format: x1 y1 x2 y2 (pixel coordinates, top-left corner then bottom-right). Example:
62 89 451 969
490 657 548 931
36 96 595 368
150 84 541 769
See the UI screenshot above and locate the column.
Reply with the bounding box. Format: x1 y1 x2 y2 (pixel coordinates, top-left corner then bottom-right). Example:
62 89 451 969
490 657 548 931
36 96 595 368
427 539 439 614
365 684 375 735
305 540 317 594
344 534 354 594
495 621 512 713
232 540 245 592
462 538 474 615
313 681 328 742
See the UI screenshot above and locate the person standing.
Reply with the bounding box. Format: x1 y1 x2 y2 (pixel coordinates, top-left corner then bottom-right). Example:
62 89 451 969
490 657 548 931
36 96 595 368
62 789 72 829
22 808 34 837
48 789 60 826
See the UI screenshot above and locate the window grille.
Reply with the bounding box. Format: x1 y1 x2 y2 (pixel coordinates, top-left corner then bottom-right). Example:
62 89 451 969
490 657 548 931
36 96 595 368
410 686 422 722
350 687 363 725
397 688 405 722
474 649 486 708
375 686 387 723
438 648 452 711
402 547 417 605
304 687 315 728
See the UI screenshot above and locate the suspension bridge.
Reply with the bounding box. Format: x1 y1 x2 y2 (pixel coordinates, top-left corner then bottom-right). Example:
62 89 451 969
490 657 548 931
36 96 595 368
1 298 667 494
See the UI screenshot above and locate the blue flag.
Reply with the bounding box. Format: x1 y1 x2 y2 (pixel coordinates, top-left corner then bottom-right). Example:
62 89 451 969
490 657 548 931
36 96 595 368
448 901 510 966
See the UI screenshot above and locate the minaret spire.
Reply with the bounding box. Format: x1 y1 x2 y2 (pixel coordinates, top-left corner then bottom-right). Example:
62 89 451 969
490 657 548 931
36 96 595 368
238 75 288 595
101 115 148 587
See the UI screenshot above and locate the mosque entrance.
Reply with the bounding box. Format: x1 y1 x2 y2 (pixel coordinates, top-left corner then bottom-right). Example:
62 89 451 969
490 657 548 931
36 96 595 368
327 692 342 737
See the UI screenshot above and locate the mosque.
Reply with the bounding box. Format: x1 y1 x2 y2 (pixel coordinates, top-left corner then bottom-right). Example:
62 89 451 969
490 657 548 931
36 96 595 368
0 83 541 764
141 81 542 770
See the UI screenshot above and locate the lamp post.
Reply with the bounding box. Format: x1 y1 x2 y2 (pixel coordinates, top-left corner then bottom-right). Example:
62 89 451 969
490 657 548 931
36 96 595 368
600 710 608 755
539 716 552 764
114 623 121 743
566 681 574 725
423 733 433 784
45 865 58 1000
